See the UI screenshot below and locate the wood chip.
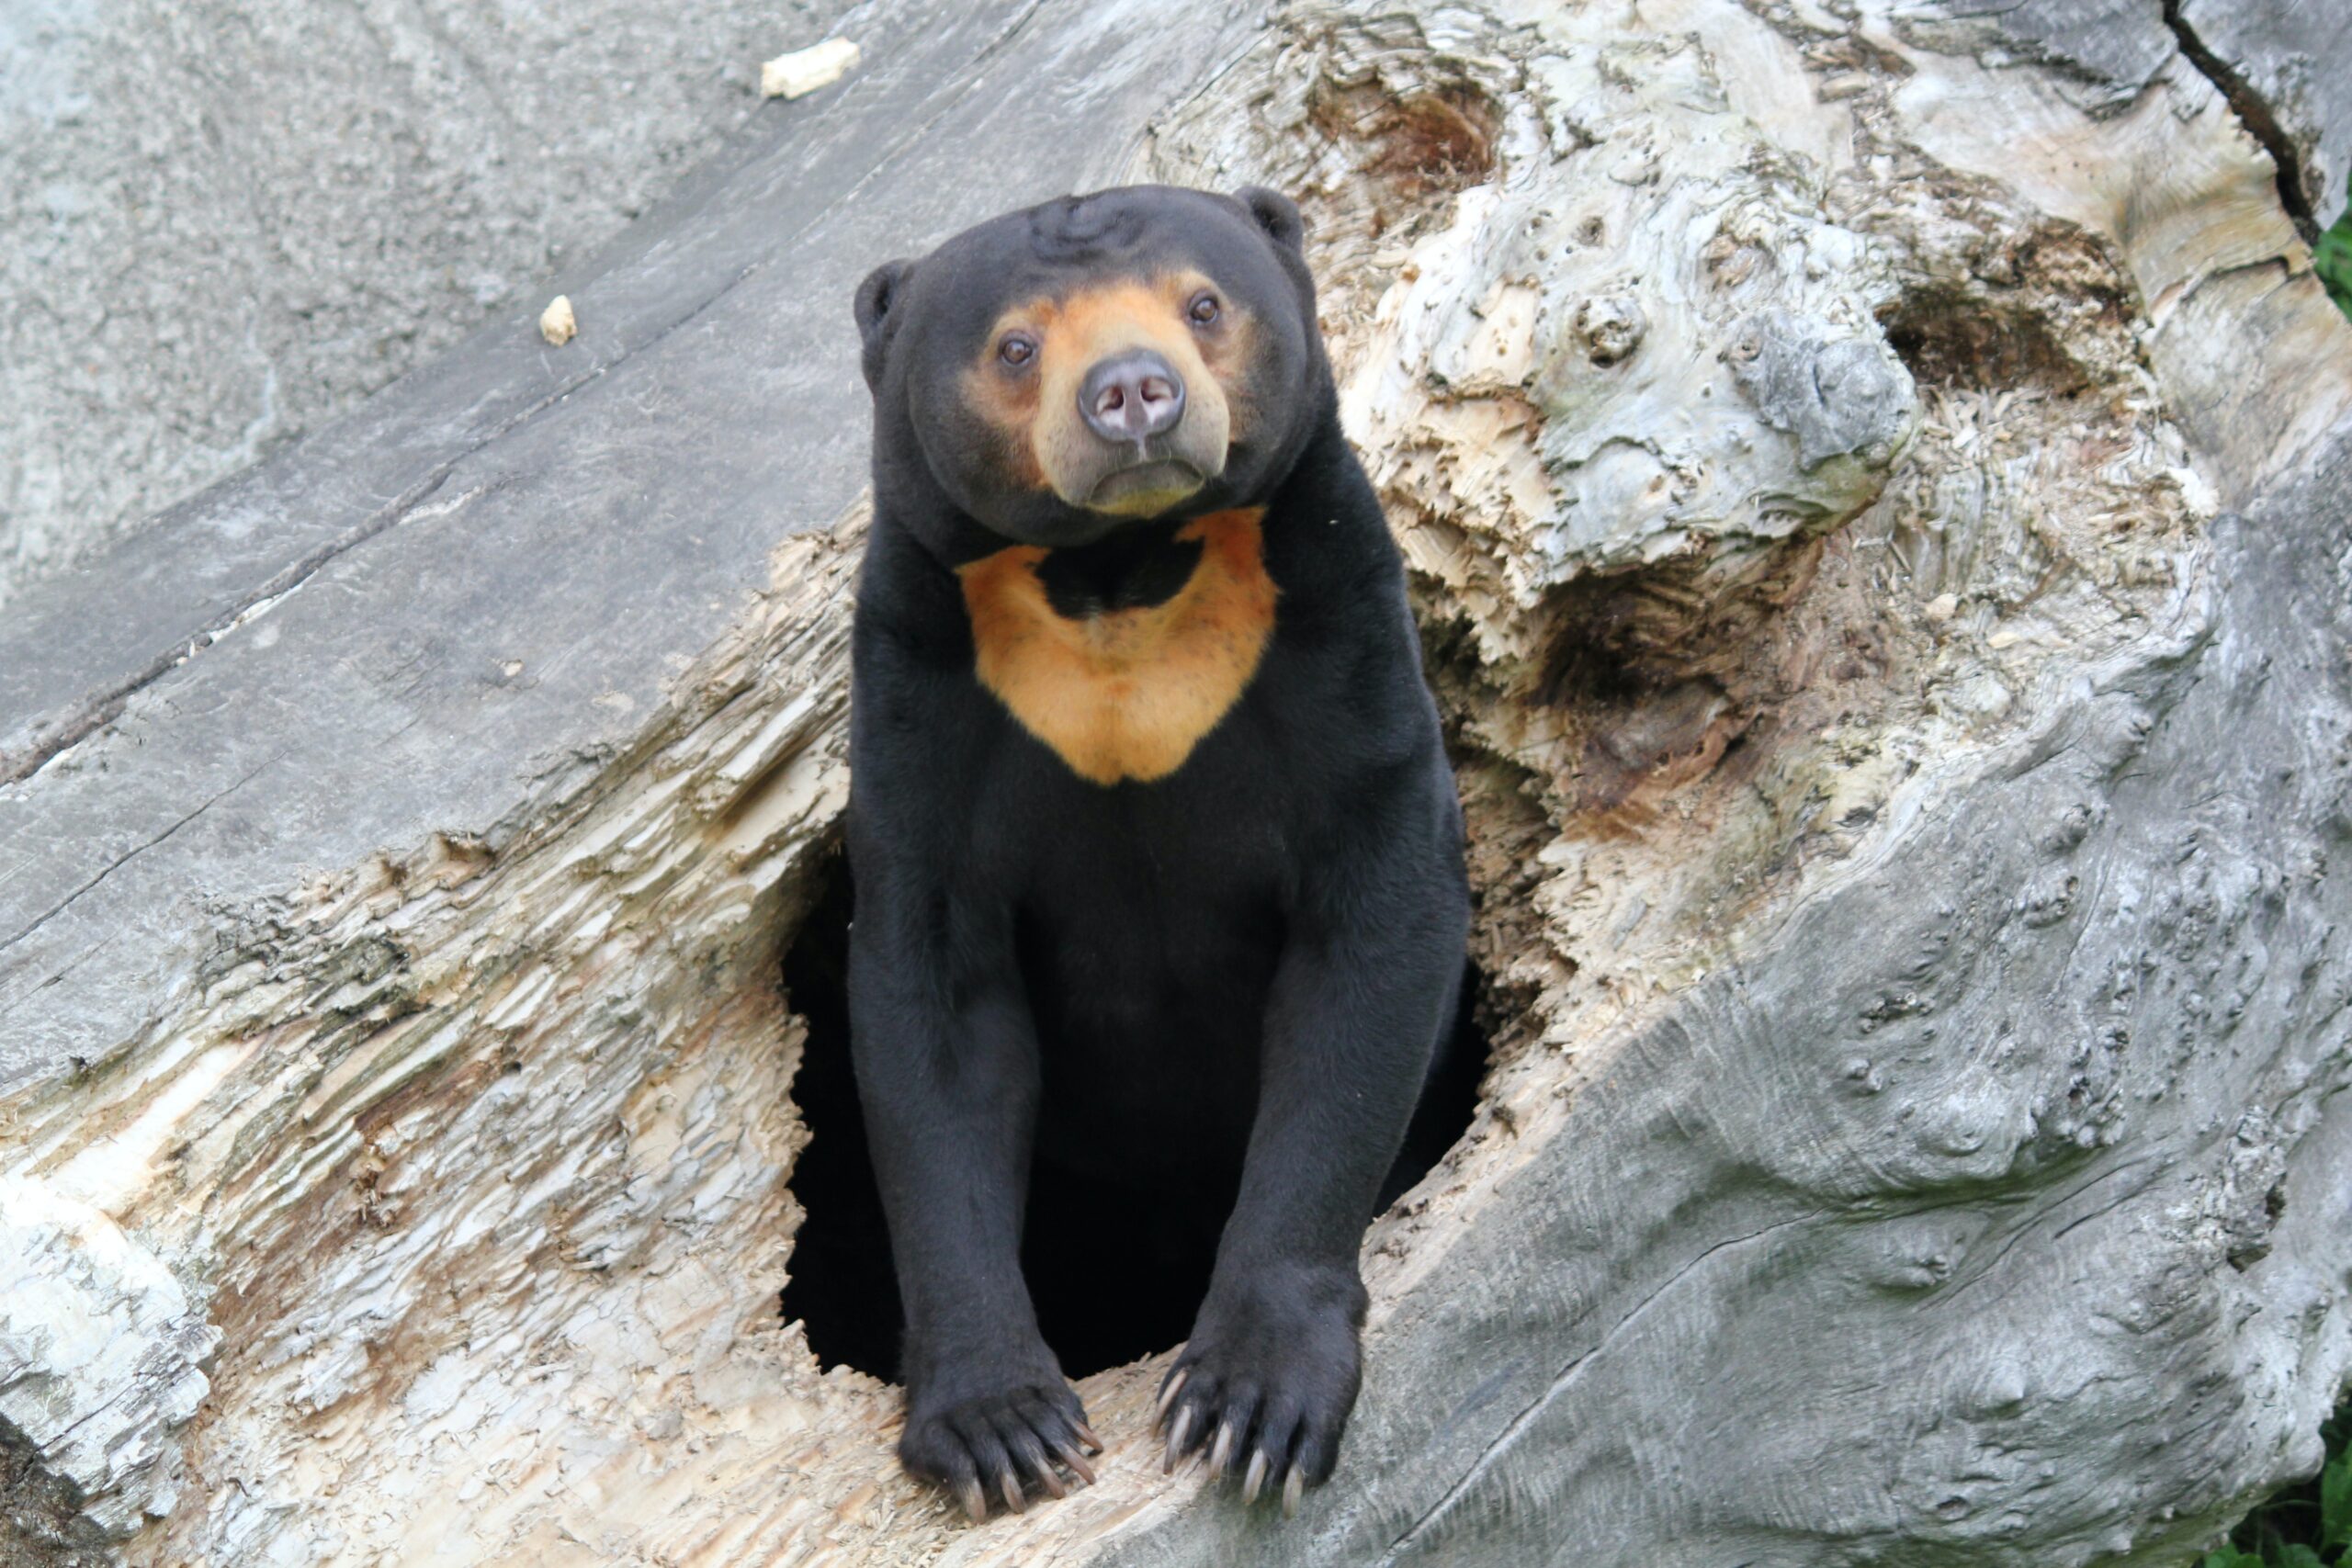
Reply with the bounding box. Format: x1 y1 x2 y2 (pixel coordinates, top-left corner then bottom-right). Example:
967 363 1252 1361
762 38 860 100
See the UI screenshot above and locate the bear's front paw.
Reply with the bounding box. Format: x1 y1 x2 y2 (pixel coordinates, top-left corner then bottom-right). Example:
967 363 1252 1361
1157 1260 1368 1517
900 1364 1101 1523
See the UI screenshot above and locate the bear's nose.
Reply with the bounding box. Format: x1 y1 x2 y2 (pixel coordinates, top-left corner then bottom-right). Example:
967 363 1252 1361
1080 350 1185 445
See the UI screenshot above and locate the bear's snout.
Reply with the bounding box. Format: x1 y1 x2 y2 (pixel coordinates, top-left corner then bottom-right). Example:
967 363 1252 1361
1080 350 1186 446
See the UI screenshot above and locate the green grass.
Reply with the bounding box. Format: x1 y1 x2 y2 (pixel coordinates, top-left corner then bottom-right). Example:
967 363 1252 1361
2201 1408 2352 1567
2321 204 2352 320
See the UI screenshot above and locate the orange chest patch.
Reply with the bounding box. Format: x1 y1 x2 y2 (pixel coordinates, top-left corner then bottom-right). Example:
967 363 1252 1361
957 508 1277 786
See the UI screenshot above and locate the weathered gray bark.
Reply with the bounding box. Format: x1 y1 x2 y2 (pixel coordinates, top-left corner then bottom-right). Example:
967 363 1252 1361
2 1 2348 1564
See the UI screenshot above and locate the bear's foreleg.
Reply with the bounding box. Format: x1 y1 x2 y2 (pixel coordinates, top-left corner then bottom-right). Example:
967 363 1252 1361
1156 790 1471 1512
845 866 1100 1520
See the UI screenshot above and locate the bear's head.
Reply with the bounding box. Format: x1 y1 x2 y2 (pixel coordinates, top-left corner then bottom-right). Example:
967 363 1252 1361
854 185 1326 557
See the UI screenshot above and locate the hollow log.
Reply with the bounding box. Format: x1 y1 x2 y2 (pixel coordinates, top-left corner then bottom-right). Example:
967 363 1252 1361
4 1 2351 1563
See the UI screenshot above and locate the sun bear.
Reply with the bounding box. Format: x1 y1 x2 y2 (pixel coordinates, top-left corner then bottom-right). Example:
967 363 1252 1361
846 183 1471 1522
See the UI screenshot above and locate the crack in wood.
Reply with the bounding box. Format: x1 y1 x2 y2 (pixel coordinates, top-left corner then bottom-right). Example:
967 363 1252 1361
1379 1213 1819 1562
0 753 283 971
2163 0 2319 241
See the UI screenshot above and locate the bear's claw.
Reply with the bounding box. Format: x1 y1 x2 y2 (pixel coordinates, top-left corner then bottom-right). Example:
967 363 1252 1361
900 1375 1097 1524
1241 1448 1271 1505
1152 1264 1364 1517
1161 1405 1196 1475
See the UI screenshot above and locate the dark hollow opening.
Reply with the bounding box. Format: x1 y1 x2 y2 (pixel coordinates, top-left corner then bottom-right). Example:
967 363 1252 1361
1880 290 2095 398
777 846 1491 1382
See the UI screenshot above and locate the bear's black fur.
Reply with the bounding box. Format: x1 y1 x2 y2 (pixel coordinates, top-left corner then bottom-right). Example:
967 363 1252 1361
846 183 1470 1521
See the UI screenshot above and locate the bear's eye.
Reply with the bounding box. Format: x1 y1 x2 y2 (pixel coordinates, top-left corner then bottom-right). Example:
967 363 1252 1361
998 332 1037 367
1187 290 1221 327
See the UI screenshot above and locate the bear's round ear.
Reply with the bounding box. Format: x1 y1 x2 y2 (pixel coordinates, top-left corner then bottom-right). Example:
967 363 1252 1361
1235 186 1306 254
854 258 916 390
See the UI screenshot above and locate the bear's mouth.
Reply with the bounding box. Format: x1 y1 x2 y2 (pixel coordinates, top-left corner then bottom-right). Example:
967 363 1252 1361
1084 457 1208 518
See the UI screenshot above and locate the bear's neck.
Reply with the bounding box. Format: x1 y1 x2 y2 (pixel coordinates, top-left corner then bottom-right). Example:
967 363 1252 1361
1026 516 1205 619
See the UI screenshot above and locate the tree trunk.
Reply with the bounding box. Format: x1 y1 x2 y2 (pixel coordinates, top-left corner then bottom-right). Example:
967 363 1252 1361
4 1 2349 1564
